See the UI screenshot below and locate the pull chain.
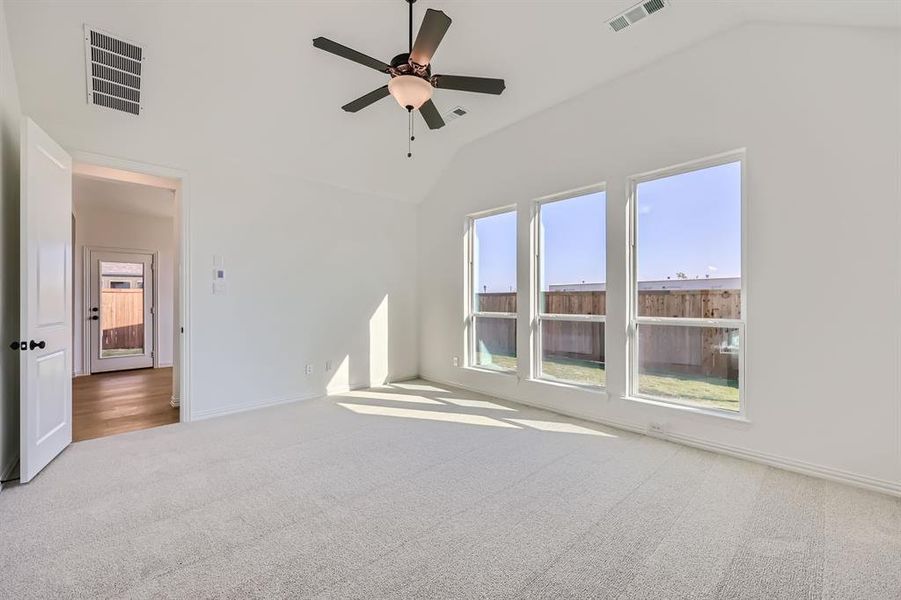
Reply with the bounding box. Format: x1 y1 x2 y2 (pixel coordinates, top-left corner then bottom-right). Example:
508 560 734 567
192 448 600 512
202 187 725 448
407 108 413 158
406 1 416 159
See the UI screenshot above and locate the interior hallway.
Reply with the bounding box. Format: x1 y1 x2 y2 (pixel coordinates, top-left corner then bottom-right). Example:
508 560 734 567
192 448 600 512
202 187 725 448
73 367 178 442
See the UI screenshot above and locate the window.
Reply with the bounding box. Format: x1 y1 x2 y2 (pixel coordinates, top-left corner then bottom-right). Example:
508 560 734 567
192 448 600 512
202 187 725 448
629 155 744 412
468 208 517 372
535 188 606 387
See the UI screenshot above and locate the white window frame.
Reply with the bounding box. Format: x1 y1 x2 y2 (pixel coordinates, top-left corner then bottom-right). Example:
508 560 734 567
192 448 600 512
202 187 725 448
626 150 748 418
533 183 607 389
466 205 518 373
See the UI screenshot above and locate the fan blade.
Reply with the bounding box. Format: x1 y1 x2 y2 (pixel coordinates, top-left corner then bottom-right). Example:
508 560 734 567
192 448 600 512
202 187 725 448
419 99 445 130
433 75 505 95
342 85 390 113
312 37 390 73
410 9 452 65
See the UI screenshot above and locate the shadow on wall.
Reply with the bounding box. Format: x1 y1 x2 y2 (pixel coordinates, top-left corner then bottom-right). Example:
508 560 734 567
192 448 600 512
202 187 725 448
327 293 396 396
0 109 20 476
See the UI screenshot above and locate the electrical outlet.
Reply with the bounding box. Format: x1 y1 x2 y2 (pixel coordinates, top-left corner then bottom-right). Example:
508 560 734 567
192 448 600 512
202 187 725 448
325 360 332 372
452 356 459 367
647 422 665 437
305 364 313 375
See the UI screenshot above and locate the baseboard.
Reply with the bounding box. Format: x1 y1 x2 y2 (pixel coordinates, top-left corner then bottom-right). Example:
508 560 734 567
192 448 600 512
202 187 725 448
421 372 901 498
158 362 174 368
663 431 901 497
192 391 333 421
0 455 19 493
191 383 364 421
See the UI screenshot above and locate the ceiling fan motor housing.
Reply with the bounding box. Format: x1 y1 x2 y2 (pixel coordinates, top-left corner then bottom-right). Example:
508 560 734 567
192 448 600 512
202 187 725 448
389 53 431 80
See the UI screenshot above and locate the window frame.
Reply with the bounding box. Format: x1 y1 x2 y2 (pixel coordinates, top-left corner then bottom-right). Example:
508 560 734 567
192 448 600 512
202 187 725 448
466 205 519 374
532 183 607 389
626 150 748 418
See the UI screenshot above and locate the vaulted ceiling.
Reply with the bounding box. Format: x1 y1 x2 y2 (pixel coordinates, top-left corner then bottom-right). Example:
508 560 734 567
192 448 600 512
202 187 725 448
6 1 899 202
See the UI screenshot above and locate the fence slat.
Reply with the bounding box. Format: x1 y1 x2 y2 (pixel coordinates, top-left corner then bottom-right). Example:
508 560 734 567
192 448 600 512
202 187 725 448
476 289 740 378
101 289 144 350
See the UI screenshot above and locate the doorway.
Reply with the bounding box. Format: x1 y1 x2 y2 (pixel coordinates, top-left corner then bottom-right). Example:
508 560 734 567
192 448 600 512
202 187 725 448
88 250 155 373
17 119 191 482
69 164 182 442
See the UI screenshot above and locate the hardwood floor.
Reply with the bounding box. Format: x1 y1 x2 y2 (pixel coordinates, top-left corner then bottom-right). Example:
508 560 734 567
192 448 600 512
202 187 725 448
73 367 179 442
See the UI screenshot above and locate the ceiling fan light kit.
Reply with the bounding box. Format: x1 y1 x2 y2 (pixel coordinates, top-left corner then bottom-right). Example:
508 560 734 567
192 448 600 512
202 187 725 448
388 75 432 110
313 0 506 157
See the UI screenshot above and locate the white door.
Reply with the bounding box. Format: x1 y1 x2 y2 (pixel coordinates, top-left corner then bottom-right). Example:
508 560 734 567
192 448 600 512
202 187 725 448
19 118 72 483
88 250 154 373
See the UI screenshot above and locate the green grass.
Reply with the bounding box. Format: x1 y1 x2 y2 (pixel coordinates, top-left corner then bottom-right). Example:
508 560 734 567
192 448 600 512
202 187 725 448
476 352 738 412
638 371 738 411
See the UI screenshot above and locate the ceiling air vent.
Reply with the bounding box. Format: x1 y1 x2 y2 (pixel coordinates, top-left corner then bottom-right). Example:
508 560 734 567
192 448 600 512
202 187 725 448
84 25 144 116
442 106 468 125
609 16 630 32
608 0 669 32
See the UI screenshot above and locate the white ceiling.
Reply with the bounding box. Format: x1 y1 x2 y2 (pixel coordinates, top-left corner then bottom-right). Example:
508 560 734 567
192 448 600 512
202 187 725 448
7 1 899 202
73 175 176 219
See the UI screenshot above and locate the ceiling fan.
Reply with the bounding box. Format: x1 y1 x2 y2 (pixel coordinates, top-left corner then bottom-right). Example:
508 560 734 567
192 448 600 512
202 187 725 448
313 0 506 156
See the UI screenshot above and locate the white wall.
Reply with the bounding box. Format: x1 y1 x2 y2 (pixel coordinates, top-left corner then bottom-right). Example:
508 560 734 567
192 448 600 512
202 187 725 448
73 198 176 373
418 23 901 493
0 0 21 483
185 172 419 418
58 150 418 422
6 32 419 425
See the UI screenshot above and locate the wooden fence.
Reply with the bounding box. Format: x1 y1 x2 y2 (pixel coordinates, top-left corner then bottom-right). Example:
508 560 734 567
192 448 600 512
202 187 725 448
475 289 740 378
101 289 144 350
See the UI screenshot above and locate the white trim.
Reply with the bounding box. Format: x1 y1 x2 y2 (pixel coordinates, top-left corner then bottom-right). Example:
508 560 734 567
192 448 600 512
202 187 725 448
192 391 328 421
420 373 901 498
193 384 358 421
626 149 747 418
634 316 742 328
462 365 518 377
527 376 609 396
533 181 607 206
540 313 606 323
69 150 191 423
622 394 748 422
472 311 517 319
467 203 518 220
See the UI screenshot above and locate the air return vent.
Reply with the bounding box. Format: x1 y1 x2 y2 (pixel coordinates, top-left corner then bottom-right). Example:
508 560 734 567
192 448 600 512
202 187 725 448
84 25 144 115
608 0 669 32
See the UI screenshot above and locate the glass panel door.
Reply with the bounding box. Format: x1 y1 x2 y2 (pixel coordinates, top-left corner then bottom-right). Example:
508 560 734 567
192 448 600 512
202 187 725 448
99 261 145 358
89 250 154 373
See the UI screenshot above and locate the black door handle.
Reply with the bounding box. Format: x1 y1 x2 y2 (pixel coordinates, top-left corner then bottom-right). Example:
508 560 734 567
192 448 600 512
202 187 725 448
90 315 99 321
91 307 98 312
29 340 45 350
9 341 26 350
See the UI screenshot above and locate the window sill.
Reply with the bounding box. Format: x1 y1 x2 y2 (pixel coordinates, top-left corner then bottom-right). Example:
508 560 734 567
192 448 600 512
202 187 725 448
622 395 750 423
528 377 608 397
462 365 518 377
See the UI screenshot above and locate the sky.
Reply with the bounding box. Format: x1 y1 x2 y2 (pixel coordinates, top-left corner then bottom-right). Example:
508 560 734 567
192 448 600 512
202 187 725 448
473 161 741 293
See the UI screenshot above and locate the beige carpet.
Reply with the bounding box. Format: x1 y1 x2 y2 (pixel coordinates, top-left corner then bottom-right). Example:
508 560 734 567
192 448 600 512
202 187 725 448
1 380 899 599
